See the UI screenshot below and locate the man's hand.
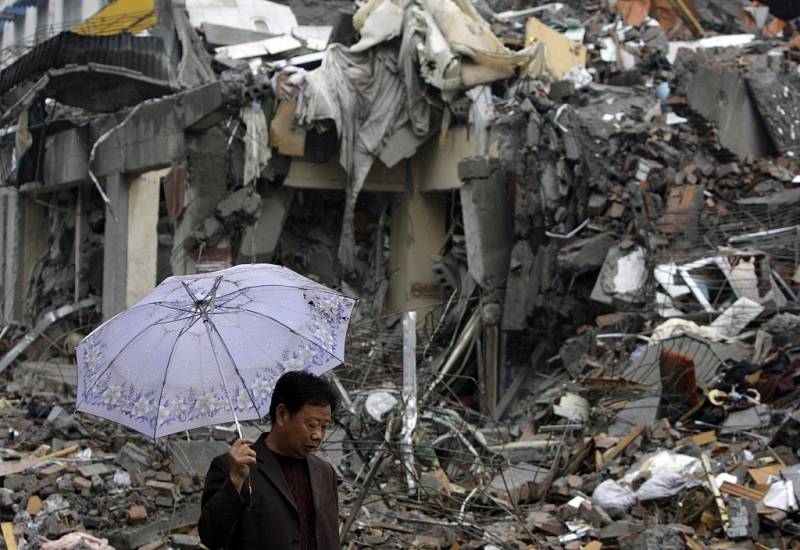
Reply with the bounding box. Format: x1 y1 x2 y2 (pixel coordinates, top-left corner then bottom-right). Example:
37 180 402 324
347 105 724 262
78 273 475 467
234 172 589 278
228 438 256 492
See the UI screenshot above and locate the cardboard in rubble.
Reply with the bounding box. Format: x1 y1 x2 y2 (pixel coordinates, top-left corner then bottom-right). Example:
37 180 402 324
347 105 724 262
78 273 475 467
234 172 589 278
269 100 306 157
524 18 587 80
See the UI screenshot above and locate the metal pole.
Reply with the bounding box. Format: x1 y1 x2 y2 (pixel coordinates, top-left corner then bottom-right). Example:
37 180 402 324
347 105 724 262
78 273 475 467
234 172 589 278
339 450 387 543
401 311 418 495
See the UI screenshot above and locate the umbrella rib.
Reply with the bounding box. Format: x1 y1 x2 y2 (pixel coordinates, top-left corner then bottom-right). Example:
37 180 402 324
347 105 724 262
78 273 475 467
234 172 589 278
151 315 200 439
77 314 195 408
215 305 343 366
203 320 248 439
149 302 198 314
214 284 353 305
204 317 262 419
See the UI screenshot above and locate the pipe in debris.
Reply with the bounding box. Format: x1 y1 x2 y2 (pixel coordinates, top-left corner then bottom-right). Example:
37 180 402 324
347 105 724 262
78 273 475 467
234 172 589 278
324 372 357 416
342 415 397 542
422 289 457 360
545 218 589 239
420 310 481 405
728 225 800 244
339 449 387 543
423 413 482 477
458 486 479 522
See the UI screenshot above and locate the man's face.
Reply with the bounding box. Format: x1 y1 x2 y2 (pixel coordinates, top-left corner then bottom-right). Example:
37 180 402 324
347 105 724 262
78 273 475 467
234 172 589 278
275 403 332 458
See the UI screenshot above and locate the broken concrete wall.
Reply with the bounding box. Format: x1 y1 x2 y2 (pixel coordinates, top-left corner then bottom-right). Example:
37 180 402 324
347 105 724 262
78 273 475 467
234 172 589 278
24 191 76 321
684 56 775 160
43 127 89 190
171 128 231 276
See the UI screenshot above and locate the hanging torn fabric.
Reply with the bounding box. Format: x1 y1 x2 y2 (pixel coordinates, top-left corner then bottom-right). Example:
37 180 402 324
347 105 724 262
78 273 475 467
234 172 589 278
295 43 428 271
241 103 271 185
15 109 33 160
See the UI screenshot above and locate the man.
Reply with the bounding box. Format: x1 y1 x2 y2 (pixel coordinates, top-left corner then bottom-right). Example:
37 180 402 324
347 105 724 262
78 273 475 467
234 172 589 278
199 372 339 549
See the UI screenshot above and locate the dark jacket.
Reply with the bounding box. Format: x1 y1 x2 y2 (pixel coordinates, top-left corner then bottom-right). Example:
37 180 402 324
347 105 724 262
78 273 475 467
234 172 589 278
198 434 340 550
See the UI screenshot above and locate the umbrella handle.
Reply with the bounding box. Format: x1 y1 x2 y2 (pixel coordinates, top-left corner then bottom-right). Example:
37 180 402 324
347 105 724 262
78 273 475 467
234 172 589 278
233 419 254 504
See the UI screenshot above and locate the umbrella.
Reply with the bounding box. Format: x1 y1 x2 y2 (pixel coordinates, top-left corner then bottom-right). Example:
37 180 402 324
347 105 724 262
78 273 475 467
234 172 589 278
75 264 356 439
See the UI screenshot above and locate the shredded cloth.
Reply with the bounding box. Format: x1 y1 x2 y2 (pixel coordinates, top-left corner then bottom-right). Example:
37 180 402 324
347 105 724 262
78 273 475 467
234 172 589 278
274 451 317 550
296 42 429 270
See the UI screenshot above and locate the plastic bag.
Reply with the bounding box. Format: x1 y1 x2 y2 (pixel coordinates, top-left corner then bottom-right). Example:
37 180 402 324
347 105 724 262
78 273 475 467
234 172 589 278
622 449 704 484
592 479 636 514
636 472 698 501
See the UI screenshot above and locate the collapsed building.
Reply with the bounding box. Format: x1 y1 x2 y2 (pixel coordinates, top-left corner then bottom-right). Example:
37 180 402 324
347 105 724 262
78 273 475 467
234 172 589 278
2 0 800 547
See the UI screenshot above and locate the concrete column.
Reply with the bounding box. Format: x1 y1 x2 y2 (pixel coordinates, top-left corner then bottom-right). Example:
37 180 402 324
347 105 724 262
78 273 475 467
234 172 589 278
22 196 48 313
23 6 36 46
387 190 447 315
50 0 64 36
0 187 22 322
126 170 163 307
102 170 166 318
102 172 129 320
458 157 512 290
74 186 90 302
2 21 16 66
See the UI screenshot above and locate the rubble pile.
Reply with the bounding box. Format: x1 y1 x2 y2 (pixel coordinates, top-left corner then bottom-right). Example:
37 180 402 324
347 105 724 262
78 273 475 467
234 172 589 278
4 0 800 548
0 357 221 549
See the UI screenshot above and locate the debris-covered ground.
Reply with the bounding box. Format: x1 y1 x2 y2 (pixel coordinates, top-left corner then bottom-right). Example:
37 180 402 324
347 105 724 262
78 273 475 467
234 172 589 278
4 0 800 548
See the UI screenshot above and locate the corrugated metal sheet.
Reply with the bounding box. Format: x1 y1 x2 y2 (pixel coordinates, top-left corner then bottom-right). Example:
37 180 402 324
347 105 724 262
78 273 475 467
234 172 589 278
0 31 172 95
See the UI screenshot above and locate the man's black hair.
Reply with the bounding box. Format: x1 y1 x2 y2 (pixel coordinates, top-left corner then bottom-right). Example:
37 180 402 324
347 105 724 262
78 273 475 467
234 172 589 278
269 371 337 423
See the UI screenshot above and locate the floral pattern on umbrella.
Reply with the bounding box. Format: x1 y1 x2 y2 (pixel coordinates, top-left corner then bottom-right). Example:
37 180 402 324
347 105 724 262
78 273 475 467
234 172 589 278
76 264 356 438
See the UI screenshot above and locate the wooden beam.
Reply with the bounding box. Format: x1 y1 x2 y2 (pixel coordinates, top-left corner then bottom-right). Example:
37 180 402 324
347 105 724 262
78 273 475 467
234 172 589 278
602 423 646 465
1 522 17 550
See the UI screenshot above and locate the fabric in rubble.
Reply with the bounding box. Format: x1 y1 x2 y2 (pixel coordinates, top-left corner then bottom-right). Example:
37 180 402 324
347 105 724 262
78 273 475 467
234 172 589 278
295 43 428 270
351 0 404 52
242 103 271 185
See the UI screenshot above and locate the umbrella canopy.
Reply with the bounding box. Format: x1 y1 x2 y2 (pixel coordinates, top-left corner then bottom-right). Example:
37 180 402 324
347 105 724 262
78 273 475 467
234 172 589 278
75 264 356 438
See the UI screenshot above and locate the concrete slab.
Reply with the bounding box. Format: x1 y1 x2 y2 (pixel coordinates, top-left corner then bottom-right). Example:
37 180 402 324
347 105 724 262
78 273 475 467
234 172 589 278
201 22 274 47
459 163 512 289
489 463 550 505
687 62 774 160
284 157 406 193
239 187 294 262
590 245 647 305
557 233 616 275
168 440 230 477
43 126 89 190
502 241 536 331
608 397 660 437
747 71 800 158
